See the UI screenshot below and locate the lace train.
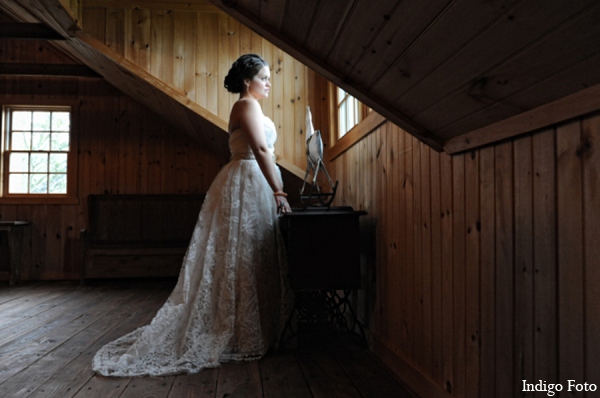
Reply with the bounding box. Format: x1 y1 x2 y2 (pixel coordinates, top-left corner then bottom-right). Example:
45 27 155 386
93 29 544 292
92 158 291 377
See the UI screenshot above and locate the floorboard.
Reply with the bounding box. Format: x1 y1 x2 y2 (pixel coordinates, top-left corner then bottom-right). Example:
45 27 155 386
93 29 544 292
0 281 414 398
260 350 312 398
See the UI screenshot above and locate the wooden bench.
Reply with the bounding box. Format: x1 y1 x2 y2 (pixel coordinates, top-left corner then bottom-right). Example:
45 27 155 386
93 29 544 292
80 194 205 283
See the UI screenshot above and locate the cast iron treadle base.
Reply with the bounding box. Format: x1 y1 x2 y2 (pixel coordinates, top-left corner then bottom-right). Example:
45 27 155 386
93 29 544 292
280 289 367 348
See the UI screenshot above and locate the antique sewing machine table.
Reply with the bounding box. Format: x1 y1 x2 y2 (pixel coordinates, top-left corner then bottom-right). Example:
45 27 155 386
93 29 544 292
278 206 367 346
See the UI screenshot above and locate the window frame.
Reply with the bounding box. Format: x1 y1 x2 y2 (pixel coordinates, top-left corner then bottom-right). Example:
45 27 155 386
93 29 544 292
1 101 79 205
333 85 370 140
327 83 386 161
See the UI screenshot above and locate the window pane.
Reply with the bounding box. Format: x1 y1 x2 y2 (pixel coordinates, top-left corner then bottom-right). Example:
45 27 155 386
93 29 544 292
30 174 47 193
348 98 356 130
32 111 51 131
346 108 352 132
339 101 347 134
51 133 69 151
52 112 70 131
12 111 31 131
9 152 29 172
49 173 67 193
49 153 67 172
337 87 346 106
11 132 31 150
8 174 28 193
32 132 50 151
31 153 48 173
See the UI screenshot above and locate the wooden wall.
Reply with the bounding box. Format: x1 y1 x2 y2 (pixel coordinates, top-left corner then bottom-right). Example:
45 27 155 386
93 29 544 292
0 1 324 281
329 110 600 397
6 4 598 396
0 40 224 281
81 0 325 173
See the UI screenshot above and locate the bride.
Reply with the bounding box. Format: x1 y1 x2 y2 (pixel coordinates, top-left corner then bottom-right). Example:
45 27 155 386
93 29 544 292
92 54 292 377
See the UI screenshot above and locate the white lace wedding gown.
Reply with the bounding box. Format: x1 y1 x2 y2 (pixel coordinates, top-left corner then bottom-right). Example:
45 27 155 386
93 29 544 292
92 116 289 377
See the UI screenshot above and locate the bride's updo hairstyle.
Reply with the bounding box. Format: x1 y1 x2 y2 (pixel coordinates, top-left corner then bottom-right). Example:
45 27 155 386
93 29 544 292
224 54 269 94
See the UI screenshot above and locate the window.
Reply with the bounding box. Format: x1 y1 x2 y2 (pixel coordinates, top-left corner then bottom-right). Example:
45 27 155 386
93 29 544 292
329 84 383 160
2 105 77 203
336 87 370 138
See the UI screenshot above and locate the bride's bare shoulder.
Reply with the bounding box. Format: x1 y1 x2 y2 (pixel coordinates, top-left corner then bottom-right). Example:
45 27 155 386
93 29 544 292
232 98 261 113
229 99 263 132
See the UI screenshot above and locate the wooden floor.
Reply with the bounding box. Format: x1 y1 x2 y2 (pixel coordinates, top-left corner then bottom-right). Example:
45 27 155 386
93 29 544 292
0 280 414 398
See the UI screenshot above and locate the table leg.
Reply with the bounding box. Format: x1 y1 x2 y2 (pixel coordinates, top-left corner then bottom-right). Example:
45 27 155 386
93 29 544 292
7 227 24 286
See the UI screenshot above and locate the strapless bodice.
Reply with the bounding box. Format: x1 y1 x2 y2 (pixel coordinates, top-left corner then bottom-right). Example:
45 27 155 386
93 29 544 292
229 116 277 161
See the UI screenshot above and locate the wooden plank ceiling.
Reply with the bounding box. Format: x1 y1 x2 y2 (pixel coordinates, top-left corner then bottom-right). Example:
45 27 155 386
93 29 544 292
1 0 600 154
208 0 600 152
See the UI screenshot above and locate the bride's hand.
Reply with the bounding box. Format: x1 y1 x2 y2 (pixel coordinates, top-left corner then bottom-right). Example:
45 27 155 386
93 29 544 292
274 192 291 214
277 197 291 214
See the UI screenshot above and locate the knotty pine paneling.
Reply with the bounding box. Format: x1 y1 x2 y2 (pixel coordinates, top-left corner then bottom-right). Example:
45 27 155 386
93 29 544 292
82 3 319 173
0 75 223 281
329 109 600 397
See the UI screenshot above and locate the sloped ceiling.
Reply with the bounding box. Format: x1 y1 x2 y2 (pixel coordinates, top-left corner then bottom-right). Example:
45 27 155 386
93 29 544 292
2 0 600 155
208 0 600 152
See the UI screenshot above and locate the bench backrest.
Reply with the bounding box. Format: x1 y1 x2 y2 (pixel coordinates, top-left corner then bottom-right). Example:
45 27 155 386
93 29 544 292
86 194 205 245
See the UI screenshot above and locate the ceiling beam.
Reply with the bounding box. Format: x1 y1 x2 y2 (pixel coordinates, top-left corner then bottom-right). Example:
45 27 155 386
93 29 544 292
0 63 100 77
84 0 217 12
0 0 80 38
0 22 64 39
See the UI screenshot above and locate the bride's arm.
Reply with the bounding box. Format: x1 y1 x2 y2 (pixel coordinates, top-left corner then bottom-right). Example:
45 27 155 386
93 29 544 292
234 99 291 213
